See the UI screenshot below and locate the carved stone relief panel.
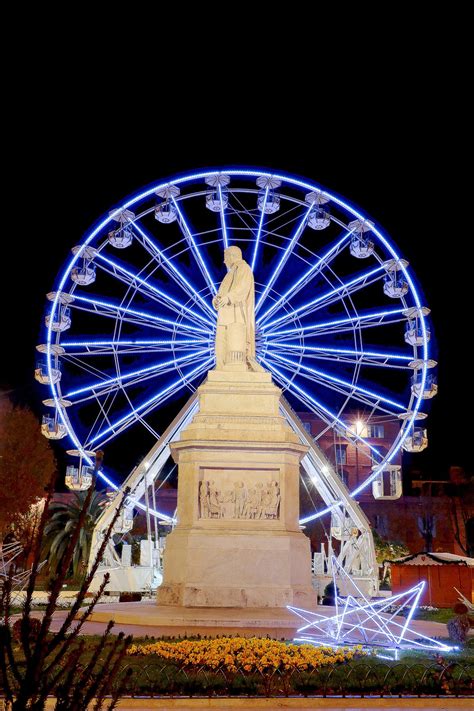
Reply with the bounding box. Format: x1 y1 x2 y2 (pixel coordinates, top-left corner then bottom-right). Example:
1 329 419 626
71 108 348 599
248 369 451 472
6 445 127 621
199 468 280 521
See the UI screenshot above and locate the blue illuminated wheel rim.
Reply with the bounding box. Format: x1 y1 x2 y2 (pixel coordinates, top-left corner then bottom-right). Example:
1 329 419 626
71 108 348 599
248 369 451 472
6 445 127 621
41 168 434 519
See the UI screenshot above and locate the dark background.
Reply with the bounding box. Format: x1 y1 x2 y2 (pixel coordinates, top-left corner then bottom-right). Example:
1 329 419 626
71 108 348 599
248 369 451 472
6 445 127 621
3 51 470 485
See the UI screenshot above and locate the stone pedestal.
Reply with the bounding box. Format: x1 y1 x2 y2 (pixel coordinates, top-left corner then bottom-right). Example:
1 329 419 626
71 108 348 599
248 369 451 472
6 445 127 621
157 370 316 611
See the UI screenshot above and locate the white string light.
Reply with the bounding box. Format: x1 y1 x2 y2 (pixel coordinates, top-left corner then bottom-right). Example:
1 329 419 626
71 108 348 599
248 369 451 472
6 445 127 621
288 557 454 651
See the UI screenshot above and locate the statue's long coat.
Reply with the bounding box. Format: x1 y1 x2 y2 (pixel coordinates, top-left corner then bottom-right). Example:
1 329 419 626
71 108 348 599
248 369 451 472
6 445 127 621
216 259 255 357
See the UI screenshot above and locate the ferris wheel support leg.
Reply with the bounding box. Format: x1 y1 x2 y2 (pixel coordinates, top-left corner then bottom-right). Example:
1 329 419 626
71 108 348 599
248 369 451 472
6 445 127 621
87 392 199 592
279 396 379 596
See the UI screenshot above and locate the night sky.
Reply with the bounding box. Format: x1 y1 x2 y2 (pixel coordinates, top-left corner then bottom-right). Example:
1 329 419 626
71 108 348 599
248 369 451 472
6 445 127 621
3 79 470 484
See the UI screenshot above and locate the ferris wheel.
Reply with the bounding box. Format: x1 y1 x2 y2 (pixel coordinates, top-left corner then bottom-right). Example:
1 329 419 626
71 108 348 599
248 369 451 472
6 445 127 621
36 168 435 592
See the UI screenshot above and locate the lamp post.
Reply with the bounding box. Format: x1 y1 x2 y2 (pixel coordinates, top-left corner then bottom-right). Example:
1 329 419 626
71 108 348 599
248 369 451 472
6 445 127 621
354 420 364 488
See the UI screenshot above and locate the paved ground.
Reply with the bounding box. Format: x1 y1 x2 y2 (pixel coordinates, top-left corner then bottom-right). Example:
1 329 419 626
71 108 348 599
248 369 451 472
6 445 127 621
39 698 474 709
15 603 468 641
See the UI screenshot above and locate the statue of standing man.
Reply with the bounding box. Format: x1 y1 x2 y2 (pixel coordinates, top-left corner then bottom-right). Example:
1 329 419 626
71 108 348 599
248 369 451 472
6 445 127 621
212 246 262 371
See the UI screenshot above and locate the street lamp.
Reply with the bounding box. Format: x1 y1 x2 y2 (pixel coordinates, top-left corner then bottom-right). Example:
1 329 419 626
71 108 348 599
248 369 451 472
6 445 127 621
354 420 365 487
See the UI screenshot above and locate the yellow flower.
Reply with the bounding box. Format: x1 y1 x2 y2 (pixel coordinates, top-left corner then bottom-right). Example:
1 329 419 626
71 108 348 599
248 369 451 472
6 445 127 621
126 636 366 672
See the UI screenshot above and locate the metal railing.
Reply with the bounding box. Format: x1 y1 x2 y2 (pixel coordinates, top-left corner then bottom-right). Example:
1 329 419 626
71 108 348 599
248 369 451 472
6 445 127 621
109 659 474 698
2 659 473 699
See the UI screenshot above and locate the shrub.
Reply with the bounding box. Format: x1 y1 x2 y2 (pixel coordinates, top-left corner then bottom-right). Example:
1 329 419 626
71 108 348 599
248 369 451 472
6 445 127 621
119 591 142 602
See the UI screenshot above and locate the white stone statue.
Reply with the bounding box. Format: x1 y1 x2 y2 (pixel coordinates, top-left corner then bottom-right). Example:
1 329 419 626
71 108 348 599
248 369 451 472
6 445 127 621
199 476 281 521
199 480 210 518
266 481 280 519
208 480 222 518
234 481 247 518
221 488 235 518
212 246 263 371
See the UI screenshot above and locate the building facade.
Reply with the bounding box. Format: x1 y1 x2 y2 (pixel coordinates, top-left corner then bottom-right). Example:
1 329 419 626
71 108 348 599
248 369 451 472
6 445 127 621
297 411 474 558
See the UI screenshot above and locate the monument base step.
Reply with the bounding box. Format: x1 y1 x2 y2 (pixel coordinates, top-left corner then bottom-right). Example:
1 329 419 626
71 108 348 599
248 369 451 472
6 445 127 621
87 603 309 639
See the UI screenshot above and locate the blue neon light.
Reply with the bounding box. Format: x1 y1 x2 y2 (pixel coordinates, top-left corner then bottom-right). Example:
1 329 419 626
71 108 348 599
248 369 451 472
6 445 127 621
255 203 313 313
61 339 208 347
133 222 216 320
95 468 174 523
171 198 217 294
88 357 213 445
218 184 229 248
72 294 211 336
257 230 354 326
262 359 406 522
65 348 210 398
268 342 412 361
266 352 406 409
251 186 268 271
262 265 384 331
266 307 406 338
95 252 214 328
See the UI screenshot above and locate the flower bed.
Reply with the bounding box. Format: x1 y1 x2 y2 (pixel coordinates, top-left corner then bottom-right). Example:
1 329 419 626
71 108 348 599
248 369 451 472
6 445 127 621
127 637 365 673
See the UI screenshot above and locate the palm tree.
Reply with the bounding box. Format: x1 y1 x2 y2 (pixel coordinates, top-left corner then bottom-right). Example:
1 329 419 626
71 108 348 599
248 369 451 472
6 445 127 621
42 490 107 579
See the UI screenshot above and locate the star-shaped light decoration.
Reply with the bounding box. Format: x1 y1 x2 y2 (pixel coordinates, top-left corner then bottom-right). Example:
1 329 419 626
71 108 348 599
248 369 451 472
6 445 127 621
288 557 453 651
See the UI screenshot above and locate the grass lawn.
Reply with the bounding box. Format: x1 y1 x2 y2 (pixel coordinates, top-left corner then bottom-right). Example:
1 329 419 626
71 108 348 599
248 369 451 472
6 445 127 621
412 607 460 624
4 633 472 697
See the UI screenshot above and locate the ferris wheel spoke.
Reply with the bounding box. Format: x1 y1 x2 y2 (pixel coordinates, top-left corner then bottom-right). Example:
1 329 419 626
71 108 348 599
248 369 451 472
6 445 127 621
86 388 161 449
172 198 217 295
230 199 307 268
228 190 260 226
265 358 337 426
257 229 355 326
261 265 384 332
87 356 214 448
264 203 309 234
227 191 262 240
265 352 405 415
256 204 313 314
265 342 412 370
70 295 212 337
94 252 214 328
217 184 230 248
263 358 383 461
84 356 206 448
93 254 188 319
60 338 210 357
225 189 276 267
63 348 211 402
84 386 128 445
133 222 216 320
243 207 309 252
250 186 268 271
265 307 407 340
59 354 114 382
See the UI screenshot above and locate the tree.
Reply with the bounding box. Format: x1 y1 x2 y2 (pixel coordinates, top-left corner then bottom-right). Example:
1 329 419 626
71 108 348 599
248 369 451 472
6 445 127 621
0 467 133 709
372 529 410 565
7 499 45 571
372 530 410 588
417 513 436 551
0 397 56 536
42 491 107 580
